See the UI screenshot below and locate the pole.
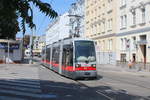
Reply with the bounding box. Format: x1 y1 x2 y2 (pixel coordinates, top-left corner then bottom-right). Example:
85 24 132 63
7 39 9 64
29 28 33 64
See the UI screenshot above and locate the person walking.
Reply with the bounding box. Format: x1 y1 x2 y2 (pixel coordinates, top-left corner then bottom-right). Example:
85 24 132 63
128 60 132 69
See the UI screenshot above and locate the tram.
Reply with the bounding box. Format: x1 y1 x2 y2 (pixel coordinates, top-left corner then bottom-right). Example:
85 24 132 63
42 37 97 79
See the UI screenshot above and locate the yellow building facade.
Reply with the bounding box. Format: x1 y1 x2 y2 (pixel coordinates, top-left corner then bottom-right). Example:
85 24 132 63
85 0 118 64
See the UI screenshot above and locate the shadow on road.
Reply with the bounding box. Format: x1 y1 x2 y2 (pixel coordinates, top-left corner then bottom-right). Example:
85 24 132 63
0 78 149 100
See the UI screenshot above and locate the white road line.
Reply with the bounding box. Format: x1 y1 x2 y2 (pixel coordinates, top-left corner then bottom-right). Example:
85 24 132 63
0 81 40 89
0 96 27 100
0 89 57 98
0 84 41 93
96 90 114 100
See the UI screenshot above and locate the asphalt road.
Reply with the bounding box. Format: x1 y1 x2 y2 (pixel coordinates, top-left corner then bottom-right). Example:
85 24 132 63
0 61 150 100
39 64 150 100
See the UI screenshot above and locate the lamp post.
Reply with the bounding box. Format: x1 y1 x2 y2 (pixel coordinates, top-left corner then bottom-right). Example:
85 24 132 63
7 37 10 64
29 28 34 64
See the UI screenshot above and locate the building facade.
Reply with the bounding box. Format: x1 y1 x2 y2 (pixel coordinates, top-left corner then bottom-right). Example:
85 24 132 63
46 0 85 45
46 13 70 45
85 0 118 64
116 0 150 68
68 0 85 37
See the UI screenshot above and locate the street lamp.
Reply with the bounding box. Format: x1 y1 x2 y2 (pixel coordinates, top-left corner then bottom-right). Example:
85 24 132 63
29 28 34 64
7 37 10 64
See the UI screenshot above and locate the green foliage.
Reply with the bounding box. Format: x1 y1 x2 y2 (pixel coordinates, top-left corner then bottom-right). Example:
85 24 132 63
0 0 58 39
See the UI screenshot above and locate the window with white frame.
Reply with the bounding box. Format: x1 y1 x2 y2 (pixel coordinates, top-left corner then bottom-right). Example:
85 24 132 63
120 15 127 28
141 8 146 23
103 40 105 50
120 38 123 50
132 37 136 51
124 15 127 27
120 16 123 28
109 39 113 50
132 11 136 25
121 0 126 6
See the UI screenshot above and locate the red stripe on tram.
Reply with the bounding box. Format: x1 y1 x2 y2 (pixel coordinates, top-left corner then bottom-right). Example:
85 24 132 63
42 61 96 71
75 67 96 71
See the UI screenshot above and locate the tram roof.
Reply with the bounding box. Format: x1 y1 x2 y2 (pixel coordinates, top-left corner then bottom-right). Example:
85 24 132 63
72 37 93 41
46 37 94 46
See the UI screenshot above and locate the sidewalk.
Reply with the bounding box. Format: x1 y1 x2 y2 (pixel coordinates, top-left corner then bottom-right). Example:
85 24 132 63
0 64 40 80
97 64 150 76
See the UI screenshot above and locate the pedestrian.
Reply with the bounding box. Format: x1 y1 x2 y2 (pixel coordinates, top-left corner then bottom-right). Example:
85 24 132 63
128 60 132 69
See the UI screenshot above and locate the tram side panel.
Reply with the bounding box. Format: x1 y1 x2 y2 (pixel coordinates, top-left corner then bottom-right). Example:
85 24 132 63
51 44 60 73
46 47 50 66
61 44 74 78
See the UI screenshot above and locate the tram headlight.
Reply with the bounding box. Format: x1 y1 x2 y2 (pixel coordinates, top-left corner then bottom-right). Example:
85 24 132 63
75 64 81 67
92 64 96 68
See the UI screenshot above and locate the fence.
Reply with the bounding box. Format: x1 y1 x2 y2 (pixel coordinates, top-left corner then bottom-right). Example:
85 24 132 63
96 52 116 65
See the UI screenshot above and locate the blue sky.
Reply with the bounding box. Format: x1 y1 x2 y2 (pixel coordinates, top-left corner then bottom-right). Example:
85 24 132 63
16 0 76 38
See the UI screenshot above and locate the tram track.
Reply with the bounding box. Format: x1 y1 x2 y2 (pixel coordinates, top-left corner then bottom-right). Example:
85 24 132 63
75 75 150 100
100 73 150 91
74 80 115 100
40 63 150 100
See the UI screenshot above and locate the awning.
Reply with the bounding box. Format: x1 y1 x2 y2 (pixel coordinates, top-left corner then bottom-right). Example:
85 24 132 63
137 40 147 45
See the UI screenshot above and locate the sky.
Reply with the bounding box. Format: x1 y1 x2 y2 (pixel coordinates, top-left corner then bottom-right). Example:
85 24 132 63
16 0 76 38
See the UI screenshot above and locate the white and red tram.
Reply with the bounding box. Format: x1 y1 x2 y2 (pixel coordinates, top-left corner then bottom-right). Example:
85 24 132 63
42 38 97 79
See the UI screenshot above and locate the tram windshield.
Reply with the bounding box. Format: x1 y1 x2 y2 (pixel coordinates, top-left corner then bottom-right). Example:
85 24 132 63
75 41 96 63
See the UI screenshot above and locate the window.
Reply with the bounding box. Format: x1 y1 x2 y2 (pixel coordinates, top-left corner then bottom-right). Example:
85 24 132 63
120 38 123 50
141 8 145 23
120 16 123 28
108 0 113 3
132 11 136 25
108 19 113 30
132 37 136 51
109 39 113 50
124 15 127 27
121 0 126 6
120 15 127 29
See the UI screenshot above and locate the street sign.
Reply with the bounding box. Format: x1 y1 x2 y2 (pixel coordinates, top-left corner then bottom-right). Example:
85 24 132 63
0 43 19 49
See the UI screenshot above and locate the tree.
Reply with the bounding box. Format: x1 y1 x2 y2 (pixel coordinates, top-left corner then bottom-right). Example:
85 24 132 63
24 35 30 48
0 0 58 39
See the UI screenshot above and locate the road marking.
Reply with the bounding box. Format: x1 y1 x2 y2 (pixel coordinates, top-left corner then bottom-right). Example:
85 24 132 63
0 84 41 93
4 79 40 85
0 89 57 99
0 96 27 100
96 90 114 100
0 81 40 89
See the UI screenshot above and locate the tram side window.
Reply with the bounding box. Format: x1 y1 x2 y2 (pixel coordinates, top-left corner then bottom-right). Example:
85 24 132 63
41 49 44 60
46 48 50 61
52 47 60 64
62 46 73 66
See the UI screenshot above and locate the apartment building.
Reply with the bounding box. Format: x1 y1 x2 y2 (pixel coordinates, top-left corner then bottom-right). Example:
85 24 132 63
46 0 85 45
46 13 70 45
68 0 85 37
85 0 118 64
116 0 150 67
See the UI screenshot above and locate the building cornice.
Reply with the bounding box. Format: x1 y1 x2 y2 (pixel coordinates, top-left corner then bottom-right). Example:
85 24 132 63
91 33 116 40
117 27 150 37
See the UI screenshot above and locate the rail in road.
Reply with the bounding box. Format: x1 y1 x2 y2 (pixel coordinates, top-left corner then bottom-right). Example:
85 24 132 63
36 57 150 100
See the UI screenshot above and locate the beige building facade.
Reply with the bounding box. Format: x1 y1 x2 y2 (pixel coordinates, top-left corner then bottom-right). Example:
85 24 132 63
116 0 150 68
85 0 118 64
